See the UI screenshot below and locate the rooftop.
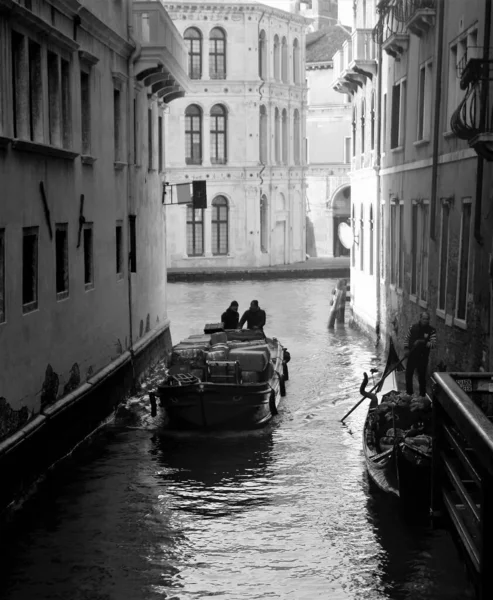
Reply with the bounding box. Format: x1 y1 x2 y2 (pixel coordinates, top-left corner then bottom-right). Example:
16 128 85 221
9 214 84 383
306 26 351 63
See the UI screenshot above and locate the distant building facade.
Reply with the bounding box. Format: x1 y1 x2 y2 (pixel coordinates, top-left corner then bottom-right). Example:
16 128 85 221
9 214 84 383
333 0 493 372
0 0 188 428
163 1 308 268
305 26 352 257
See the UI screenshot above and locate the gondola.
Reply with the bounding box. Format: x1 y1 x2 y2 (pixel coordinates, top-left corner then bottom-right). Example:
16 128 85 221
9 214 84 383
150 324 290 430
361 340 433 508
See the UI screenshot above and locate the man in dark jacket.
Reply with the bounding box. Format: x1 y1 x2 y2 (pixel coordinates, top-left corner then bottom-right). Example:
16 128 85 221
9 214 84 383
404 311 437 396
239 300 266 331
221 301 239 329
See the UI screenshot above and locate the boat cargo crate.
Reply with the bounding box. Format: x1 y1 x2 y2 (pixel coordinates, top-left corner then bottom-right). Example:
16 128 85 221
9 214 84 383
204 323 224 334
179 335 211 345
211 331 228 345
228 349 269 373
228 340 268 350
207 360 241 384
226 330 265 342
241 371 260 383
171 347 207 367
206 349 229 361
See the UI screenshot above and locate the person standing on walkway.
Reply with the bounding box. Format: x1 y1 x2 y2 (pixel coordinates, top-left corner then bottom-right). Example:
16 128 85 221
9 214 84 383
404 311 437 397
239 300 266 331
221 301 240 329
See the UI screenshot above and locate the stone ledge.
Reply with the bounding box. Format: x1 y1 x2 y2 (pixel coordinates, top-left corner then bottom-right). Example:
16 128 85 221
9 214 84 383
12 139 78 160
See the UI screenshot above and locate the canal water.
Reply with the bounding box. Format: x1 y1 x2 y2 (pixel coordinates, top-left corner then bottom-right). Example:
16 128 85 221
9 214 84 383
0 280 474 600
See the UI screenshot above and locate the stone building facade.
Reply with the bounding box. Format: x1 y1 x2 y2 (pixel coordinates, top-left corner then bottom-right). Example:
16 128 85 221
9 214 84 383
333 0 493 373
0 0 188 424
162 0 308 268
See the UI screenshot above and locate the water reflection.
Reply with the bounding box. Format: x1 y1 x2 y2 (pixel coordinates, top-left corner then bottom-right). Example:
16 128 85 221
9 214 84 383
151 429 275 519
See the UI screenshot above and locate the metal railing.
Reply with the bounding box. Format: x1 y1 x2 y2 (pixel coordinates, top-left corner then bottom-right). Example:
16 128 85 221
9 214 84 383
432 372 493 600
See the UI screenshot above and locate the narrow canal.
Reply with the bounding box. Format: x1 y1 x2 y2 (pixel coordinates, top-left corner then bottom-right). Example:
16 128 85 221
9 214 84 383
1 280 474 600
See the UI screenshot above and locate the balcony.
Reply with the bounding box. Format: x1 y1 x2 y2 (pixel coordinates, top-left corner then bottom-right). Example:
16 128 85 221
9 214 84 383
372 0 409 59
404 0 436 37
332 40 363 96
349 29 378 82
133 0 190 102
451 52 493 161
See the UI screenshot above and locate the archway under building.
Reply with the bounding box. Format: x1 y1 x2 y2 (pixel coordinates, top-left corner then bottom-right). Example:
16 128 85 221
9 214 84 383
328 185 351 257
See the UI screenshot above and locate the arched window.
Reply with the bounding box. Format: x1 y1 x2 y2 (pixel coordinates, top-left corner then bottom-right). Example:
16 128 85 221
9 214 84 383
351 205 355 267
210 104 227 164
260 105 268 163
360 205 365 271
371 90 376 150
186 205 204 256
293 38 300 84
361 98 366 154
212 196 229 255
273 35 280 81
259 30 267 80
260 195 268 252
293 109 300 165
274 107 281 164
369 204 374 275
184 28 202 80
209 28 226 80
281 36 288 83
352 106 357 157
282 109 288 164
185 104 202 164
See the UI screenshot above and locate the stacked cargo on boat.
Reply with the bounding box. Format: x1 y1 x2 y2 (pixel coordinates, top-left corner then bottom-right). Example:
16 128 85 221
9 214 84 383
169 330 273 384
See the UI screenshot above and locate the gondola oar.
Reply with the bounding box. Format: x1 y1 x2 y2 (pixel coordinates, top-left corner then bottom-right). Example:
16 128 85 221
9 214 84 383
340 355 406 423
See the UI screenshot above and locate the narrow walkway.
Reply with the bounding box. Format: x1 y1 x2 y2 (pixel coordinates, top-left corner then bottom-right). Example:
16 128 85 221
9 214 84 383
167 257 350 282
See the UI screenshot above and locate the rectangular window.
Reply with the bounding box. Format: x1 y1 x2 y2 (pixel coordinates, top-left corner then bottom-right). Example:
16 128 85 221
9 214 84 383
411 202 429 301
83 224 94 290
186 207 204 256
61 59 70 148
411 203 418 295
116 222 123 278
417 62 432 141
398 202 404 289
129 215 136 273
382 93 387 152
133 98 138 165
81 70 91 154
55 224 69 299
437 202 450 312
11 31 26 138
28 40 43 142
456 200 472 322
47 51 61 146
148 108 153 170
390 85 400 149
0 229 5 323
380 203 385 280
390 203 397 284
158 115 163 172
420 203 429 302
344 136 351 163
114 88 121 161
22 227 38 313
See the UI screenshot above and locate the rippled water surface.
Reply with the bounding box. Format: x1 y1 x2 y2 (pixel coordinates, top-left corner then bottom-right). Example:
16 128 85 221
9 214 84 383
1 280 474 600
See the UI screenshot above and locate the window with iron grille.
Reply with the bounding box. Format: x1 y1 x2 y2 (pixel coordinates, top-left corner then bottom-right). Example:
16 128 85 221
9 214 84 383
0 229 5 323
212 196 229 255
185 28 202 80
209 28 226 80
81 70 91 154
83 223 94 290
22 227 38 313
437 202 450 312
55 223 69 300
186 206 204 256
456 199 472 322
411 201 429 301
210 104 227 164
185 104 202 165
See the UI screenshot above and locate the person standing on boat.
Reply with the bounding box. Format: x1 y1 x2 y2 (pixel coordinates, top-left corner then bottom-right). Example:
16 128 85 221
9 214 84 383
221 301 240 329
239 300 266 331
403 311 437 397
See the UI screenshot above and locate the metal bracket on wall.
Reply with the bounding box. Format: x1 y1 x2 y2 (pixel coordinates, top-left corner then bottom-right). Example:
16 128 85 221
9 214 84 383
77 194 86 248
39 181 53 240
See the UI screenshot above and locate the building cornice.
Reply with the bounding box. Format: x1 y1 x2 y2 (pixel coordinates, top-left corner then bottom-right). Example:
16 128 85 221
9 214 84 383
163 2 310 27
78 6 133 57
307 61 333 70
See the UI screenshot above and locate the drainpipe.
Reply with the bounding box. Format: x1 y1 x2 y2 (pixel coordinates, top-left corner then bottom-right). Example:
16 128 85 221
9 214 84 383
430 0 445 241
474 0 491 246
374 36 383 346
126 0 142 386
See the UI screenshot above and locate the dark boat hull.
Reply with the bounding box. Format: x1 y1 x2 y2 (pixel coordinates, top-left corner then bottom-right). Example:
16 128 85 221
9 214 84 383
157 381 281 430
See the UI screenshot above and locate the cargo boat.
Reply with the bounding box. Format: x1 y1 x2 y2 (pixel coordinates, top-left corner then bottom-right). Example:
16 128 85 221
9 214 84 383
150 324 290 430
